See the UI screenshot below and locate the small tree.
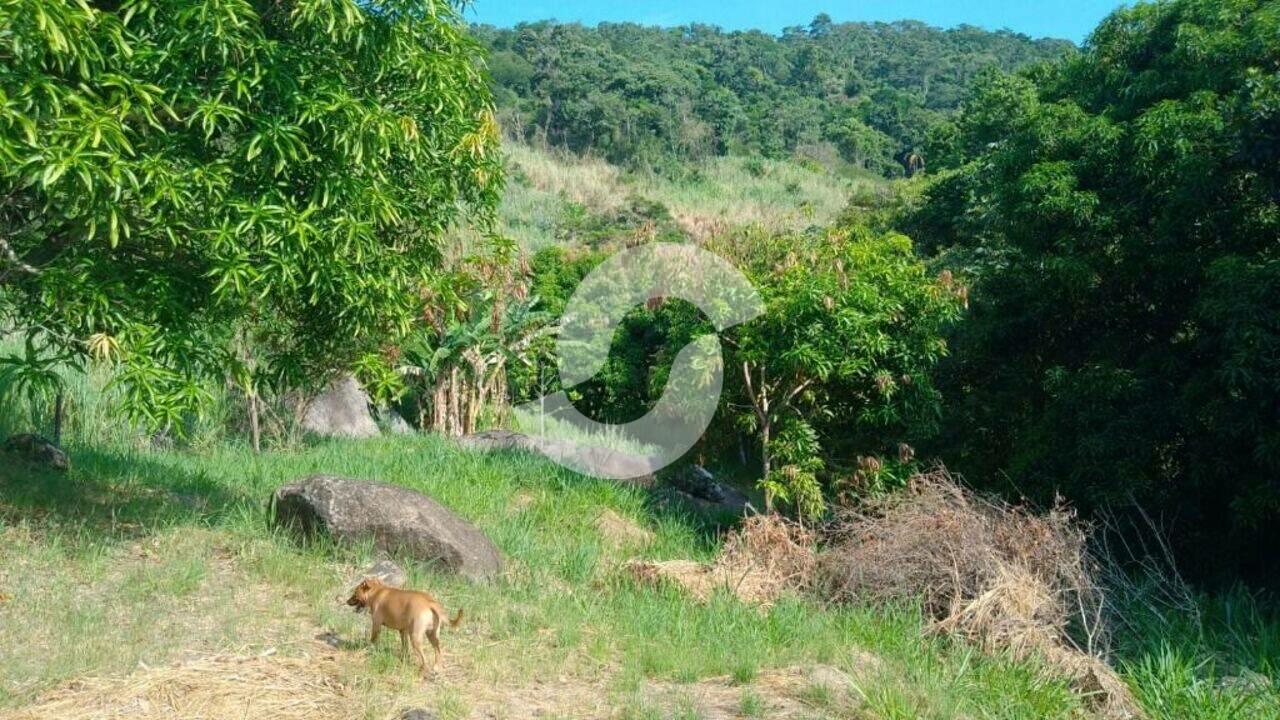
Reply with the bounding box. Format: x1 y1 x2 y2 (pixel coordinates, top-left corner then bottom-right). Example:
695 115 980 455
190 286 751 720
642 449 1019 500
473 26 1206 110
0 0 501 429
715 226 965 518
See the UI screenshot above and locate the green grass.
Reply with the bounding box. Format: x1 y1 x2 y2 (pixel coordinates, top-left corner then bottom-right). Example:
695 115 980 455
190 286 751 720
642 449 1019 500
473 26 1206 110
492 142 866 252
0 419 1089 717
1116 591 1280 720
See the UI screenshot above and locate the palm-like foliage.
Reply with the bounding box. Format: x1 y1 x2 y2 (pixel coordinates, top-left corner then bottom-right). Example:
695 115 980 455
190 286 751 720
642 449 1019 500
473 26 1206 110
400 265 552 436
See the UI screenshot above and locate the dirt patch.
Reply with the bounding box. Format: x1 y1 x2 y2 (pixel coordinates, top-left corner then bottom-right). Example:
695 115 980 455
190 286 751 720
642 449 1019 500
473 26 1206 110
639 665 865 719
594 509 653 549
5 650 877 720
425 663 873 719
3 653 360 720
626 515 814 607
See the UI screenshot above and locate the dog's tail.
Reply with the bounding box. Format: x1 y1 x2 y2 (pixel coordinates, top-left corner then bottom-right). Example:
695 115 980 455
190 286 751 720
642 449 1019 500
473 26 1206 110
431 605 464 631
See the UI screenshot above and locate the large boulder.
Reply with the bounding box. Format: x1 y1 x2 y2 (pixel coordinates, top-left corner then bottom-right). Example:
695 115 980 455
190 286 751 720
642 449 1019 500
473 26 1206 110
272 476 503 582
2 433 70 472
459 429 657 486
302 375 379 439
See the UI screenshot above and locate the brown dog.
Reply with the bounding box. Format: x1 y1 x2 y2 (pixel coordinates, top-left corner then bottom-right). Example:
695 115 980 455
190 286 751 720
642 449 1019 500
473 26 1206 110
347 578 463 677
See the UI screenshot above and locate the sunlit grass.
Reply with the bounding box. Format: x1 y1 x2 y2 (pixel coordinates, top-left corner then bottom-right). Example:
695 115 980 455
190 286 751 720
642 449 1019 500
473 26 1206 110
491 142 869 252
0 426 1092 717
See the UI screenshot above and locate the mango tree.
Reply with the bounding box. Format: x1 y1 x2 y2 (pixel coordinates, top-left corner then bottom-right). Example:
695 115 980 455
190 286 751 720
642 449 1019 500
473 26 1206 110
0 0 501 433
714 226 965 518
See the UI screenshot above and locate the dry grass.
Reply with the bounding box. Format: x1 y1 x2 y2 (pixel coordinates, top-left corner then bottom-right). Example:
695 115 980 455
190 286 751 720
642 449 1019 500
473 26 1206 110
4 653 360 720
626 514 815 607
4 652 880 720
495 142 868 250
635 155 859 239
818 468 1143 719
504 143 627 215
593 509 654 550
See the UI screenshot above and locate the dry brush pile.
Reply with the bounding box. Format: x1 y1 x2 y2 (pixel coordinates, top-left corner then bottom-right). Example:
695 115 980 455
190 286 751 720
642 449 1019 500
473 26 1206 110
626 514 817 607
630 469 1145 718
817 468 1143 719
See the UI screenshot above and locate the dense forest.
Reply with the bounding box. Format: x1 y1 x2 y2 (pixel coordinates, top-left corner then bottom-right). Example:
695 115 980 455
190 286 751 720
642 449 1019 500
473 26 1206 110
912 0 1280 585
475 18 1073 174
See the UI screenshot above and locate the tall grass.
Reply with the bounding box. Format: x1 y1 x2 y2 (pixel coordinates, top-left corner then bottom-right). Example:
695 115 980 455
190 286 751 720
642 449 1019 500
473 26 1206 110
633 154 870 236
494 142 869 251
1116 589 1280 719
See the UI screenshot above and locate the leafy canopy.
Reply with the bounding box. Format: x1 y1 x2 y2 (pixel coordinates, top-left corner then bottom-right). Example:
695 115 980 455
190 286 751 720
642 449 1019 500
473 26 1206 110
714 226 965 516
0 0 501 427
910 0 1280 583
475 19 1072 173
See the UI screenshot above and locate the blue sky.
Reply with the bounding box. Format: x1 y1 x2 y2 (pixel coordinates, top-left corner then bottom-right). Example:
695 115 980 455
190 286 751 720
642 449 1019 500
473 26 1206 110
466 1 1130 43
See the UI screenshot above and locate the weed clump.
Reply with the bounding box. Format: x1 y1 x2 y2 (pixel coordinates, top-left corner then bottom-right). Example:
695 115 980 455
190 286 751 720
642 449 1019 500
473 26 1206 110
627 514 815 607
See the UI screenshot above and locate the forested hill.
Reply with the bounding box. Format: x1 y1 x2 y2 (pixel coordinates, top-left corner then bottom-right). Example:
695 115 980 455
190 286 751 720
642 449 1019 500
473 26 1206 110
473 17 1073 175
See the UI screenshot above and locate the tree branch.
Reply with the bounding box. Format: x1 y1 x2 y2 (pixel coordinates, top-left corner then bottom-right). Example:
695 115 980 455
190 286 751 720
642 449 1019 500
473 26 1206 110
0 236 39 277
742 361 767 423
780 377 813 411
742 361 759 412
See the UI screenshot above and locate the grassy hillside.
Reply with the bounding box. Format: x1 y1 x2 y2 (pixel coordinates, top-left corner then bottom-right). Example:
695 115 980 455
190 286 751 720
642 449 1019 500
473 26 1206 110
492 142 876 251
0 354 1078 717
1 435 1085 718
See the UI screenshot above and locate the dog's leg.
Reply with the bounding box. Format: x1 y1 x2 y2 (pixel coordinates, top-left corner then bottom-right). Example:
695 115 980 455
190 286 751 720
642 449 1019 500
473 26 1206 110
426 623 442 671
409 626 431 678
399 630 409 660
369 620 382 645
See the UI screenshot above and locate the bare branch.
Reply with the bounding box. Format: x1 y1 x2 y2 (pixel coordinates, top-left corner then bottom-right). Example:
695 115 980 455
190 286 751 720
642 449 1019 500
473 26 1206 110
0 236 39 277
780 377 813 411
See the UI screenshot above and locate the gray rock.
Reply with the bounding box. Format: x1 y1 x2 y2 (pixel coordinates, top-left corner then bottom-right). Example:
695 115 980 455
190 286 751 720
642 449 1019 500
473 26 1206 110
1218 671 1271 692
661 464 751 518
2 433 69 471
359 559 407 588
377 406 414 435
459 429 657 486
301 375 379 438
273 475 502 582
400 709 437 720
457 428 535 452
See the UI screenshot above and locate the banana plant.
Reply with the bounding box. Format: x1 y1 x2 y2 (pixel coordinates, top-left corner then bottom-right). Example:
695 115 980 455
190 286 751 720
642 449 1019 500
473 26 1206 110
399 286 552 437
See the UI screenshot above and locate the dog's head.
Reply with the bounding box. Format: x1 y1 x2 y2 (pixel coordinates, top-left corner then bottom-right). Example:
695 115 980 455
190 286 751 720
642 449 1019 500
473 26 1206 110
346 578 383 610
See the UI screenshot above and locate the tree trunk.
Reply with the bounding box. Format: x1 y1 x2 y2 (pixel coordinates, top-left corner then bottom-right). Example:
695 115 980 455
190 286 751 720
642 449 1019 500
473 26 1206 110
449 367 460 436
52 391 64 446
761 418 773 514
248 389 261 453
